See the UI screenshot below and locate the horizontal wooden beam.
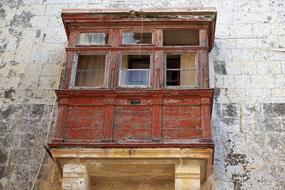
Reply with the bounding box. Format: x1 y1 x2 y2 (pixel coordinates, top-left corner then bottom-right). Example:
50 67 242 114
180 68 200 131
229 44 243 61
48 141 214 149
55 89 214 98
66 46 209 52
62 8 217 14
50 147 213 159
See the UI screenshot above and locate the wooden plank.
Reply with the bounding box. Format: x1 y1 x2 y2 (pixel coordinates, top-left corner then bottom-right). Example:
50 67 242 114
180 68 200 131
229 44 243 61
197 50 209 88
64 52 75 89
103 96 115 141
66 46 208 52
152 95 163 140
154 50 163 89
73 24 209 31
52 98 69 143
199 29 208 47
55 89 214 98
201 97 211 138
51 147 213 159
68 30 79 47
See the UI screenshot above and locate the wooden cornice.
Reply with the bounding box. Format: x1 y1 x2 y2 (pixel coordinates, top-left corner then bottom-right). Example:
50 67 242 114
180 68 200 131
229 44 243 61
61 8 217 50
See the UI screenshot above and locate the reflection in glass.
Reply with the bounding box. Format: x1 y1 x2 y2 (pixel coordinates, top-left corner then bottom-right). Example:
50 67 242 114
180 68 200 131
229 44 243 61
122 32 152 44
77 33 108 45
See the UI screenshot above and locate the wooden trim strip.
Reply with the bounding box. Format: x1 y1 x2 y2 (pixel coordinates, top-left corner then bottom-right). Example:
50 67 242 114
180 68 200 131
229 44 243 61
50 147 213 159
66 46 209 52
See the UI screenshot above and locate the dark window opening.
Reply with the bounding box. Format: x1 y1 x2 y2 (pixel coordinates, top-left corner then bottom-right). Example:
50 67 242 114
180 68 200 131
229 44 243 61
120 55 150 86
166 55 181 86
163 30 199 46
166 54 197 87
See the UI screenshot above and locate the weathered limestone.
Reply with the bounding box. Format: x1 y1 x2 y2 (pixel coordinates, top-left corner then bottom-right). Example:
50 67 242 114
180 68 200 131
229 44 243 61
0 0 285 190
53 148 212 190
62 164 89 190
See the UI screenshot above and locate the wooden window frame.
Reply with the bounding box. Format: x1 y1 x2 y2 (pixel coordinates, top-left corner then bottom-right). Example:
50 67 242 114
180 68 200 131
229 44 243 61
117 52 154 89
162 29 200 47
70 52 110 89
66 25 209 90
119 29 156 46
75 29 113 47
164 51 199 89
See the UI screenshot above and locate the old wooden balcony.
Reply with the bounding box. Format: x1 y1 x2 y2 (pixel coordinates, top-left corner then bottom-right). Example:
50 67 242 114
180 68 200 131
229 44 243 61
49 89 214 148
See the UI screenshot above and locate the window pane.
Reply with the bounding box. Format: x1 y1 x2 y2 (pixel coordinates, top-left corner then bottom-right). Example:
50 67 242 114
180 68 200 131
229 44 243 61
77 33 108 45
163 30 199 46
166 55 180 69
122 32 152 44
167 70 180 86
120 55 150 86
75 55 105 87
166 54 197 87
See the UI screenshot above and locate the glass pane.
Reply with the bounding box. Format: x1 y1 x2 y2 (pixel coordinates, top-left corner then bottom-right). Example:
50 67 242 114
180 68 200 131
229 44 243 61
163 30 199 46
167 70 180 86
120 69 150 85
120 55 150 86
166 55 180 69
166 53 197 87
180 70 197 86
77 33 108 45
122 32 152 44
75 55 105 87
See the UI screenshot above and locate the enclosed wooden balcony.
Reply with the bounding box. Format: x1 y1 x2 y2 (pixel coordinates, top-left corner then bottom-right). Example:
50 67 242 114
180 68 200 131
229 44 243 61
47 9 217 190
49 89 213 148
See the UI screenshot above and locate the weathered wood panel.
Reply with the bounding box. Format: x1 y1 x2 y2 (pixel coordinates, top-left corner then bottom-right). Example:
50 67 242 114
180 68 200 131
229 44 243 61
114 106 152 141
64 106 105 141
162 106 201 139
51 89 213 145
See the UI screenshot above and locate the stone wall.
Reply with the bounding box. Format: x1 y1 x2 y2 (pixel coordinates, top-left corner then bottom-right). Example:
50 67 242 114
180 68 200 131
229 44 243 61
0 0 284 190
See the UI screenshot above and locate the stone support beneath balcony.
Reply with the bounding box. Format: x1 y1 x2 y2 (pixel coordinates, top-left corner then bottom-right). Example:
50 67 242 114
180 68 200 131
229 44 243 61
51 148 213 190
175 164 201 190
62 164 90 190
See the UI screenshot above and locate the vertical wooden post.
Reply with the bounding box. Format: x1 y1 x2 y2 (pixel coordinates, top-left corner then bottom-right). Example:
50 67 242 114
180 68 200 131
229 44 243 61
111 28 121 48
68 31 79 47
199 29 208 47
152 95 163 140
154 50 164 89
52 97 68 143
62 164 89 190
201 97 211 139
199 29 209 88
175 164 201 190
155 29 163 47
65 52 75 89
110 29 120 89
198 51 209 88
103 95 115 141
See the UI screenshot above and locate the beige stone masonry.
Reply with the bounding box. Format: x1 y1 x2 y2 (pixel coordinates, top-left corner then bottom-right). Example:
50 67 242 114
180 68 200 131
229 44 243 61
51 148 213 190
175 164 201 190
62 164 90 190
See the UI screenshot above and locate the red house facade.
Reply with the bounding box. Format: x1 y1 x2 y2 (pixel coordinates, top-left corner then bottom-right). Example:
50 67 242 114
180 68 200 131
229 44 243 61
49 8 217 190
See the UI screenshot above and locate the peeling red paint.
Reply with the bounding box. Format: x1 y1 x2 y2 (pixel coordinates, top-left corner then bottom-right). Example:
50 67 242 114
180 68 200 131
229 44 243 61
51 89 213 144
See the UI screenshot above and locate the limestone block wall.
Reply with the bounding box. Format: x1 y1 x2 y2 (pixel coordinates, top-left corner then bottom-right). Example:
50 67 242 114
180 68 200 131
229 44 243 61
0 0 284 190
